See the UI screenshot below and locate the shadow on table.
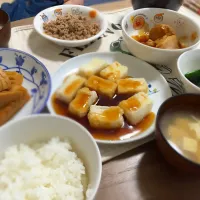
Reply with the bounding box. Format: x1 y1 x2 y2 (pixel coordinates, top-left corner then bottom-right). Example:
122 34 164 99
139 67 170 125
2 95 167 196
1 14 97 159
136 143 200 200
41 106 49 113
100 140 149 164
27 30 102 61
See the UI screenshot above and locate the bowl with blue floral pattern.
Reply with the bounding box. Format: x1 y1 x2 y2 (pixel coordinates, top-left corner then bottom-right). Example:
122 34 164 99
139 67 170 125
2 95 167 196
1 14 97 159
0 48 51 118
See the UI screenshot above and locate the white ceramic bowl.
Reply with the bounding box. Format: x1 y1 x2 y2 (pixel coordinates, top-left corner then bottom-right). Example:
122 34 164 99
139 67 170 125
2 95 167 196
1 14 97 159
121 8 200 65
34 5 108 47
0 114 102 200
177 49 200 93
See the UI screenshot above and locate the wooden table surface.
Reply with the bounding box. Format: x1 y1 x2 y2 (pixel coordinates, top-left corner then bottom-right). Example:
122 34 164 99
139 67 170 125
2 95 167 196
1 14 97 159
11 1 200 199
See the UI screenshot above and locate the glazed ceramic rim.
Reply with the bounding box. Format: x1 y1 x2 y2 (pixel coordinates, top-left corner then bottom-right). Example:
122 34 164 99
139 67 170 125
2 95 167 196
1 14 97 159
33 5 108 45
48 51 172 145
0 48 52 114
177 49 200 92
0 114 102 200
156 93 200 167
121 8 200 52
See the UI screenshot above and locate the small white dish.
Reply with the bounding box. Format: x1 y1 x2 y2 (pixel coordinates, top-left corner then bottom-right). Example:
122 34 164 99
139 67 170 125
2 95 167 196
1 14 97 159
47 52 172 144
0 114 102 200
0 48 51 120
34 5 108 47
177 49 200 93
121 8 200 65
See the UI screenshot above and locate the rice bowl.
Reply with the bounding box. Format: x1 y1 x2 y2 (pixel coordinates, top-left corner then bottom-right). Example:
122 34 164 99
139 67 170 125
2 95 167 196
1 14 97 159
0 115 102 200
0 137 88 199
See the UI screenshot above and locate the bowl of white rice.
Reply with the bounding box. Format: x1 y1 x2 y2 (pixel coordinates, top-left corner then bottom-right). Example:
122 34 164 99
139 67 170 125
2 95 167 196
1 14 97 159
0 114 101 200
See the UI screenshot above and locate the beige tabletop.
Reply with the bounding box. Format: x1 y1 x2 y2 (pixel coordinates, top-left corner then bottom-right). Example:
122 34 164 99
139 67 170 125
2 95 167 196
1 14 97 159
11 0 200 199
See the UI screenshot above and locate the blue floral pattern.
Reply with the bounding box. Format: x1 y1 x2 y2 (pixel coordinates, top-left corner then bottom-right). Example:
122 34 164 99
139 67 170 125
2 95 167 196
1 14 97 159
0 49 51 114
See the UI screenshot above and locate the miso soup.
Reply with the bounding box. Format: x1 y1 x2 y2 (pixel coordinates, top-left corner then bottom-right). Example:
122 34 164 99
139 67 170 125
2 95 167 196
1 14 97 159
161 105 200 164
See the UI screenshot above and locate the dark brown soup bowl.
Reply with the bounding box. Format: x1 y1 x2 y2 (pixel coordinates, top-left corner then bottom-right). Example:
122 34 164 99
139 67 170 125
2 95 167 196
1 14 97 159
156 94 200 174
0 9 11 48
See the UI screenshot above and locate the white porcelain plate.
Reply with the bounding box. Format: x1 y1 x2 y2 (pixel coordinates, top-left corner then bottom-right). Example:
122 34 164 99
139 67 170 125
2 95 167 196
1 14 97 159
47 52 171 144
0 48 51 124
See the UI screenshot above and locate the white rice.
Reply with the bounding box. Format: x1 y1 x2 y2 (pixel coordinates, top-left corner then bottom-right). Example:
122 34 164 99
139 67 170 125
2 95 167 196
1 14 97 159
0 137 87 200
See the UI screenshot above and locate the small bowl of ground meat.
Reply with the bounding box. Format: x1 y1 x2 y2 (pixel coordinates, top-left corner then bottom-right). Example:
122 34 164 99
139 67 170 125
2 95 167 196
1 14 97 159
34 5 108 47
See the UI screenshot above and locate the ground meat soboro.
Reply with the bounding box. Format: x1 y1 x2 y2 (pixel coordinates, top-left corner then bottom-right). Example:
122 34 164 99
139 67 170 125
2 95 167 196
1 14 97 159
43 14 100 40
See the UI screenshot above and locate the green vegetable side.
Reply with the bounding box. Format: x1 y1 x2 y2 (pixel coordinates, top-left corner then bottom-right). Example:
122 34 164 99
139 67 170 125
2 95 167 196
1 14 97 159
185 69 200 87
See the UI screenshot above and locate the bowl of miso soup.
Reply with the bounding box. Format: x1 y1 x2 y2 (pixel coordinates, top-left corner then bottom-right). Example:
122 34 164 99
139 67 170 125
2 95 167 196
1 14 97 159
177 49 200 94
156 94 200 174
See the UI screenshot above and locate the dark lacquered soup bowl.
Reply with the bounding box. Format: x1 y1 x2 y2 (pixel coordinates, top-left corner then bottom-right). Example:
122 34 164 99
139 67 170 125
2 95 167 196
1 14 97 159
156 94 200 174
0 9 11 48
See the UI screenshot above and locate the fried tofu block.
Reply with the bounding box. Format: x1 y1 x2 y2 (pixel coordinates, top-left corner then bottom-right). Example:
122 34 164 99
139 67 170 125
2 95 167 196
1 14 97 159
0 85 27 108
85 75 117 98
56 74 86 104
79 58 107 78
69 87 98 118
117 78 148 94
88 105 124 129
0 90 30 126
119 92 153 125
0 69 11 91
182 137 198 153
5 71 23 85
100 61 128 82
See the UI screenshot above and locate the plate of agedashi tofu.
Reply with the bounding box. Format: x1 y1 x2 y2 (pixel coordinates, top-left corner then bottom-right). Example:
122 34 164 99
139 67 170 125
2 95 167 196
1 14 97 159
48 52 172 144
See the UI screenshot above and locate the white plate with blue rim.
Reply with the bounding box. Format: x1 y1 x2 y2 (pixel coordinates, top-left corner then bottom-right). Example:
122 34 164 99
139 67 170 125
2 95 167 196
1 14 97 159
47 52 172 144
0 48 51 123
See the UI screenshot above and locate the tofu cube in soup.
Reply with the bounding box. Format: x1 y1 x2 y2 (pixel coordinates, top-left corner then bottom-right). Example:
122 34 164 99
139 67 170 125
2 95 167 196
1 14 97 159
79 58 107 78
100 61 128 82
56 74 86 104
85 75 117 98
88 105 124 129
117 78 148 94
183 137 198 153
69 87 98 118
168 125 188 147
174 118 192 133
189 123 200 139
119 92 153 125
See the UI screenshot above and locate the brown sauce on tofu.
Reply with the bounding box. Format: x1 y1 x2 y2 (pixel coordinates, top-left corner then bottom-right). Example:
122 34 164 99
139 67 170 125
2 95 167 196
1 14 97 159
118 79 142 89
52 93 155 141
120 97 141 111
64 79 83 95
73 92 90 109
102 107 122 121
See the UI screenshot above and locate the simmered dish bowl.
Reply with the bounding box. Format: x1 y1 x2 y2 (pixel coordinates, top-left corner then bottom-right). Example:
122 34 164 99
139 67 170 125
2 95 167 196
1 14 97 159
0 115 102 199
156 94 200 174
0 48 51 126
34 5 108 47
121 8 200 65
48 52 172 144
132 24 196 49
